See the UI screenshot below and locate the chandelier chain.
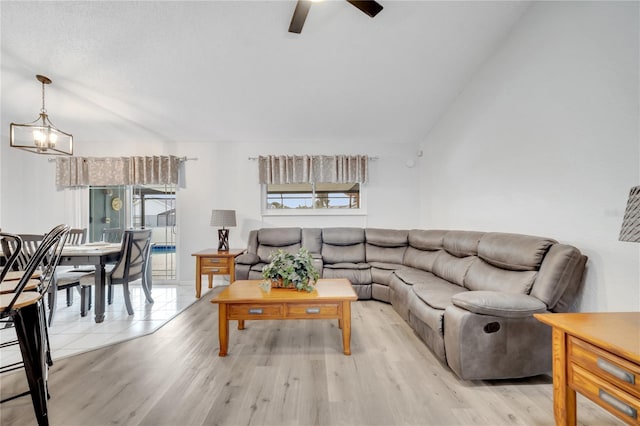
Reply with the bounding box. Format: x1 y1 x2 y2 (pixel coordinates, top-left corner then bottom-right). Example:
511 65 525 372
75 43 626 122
40 79 47 114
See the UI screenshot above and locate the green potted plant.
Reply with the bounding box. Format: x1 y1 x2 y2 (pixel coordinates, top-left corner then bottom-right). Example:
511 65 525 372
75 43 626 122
261 248 320 292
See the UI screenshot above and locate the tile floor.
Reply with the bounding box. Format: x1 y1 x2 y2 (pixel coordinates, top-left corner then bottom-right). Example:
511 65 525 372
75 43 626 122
0 277 227 367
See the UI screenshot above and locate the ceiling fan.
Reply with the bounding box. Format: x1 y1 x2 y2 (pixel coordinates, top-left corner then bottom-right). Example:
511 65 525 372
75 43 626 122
288 0 383 34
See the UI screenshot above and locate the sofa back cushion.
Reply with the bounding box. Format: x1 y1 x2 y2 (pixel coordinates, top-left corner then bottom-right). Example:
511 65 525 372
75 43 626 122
256 228 302 263
464 258 538 293
443 231 484 257
408 229 447 250
365 228 408 264
258 227 301 246
365 228 408 247
323 227 365 246
431 252 476 287
403 247 441 271
322 227 366 264
478 232 556 271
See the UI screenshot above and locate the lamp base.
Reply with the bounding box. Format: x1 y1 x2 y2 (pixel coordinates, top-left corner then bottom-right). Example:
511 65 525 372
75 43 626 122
218 229 229 251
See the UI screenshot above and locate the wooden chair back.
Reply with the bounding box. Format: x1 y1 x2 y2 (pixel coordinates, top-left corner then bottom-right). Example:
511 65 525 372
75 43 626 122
67 228 87 245
110 229 152 285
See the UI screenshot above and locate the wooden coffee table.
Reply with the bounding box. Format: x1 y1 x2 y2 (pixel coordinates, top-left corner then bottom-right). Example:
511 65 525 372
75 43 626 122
211 278 357 356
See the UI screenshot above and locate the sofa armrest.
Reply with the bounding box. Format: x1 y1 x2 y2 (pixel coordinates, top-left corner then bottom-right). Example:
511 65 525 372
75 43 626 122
451 291 547 319
235 253 259 265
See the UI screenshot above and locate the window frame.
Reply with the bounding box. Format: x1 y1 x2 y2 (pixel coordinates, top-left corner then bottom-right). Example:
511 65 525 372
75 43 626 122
261 182 367 216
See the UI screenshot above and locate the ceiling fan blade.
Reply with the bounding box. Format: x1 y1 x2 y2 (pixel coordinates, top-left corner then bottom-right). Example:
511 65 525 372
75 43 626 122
288 0 312 34
346 0 383 18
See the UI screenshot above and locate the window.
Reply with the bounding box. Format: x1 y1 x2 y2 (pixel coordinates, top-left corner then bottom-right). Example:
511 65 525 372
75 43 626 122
264 182 362 212
89 184 177 281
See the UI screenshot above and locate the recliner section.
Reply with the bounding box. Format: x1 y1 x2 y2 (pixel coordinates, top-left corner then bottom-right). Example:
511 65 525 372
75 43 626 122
235 226 587 380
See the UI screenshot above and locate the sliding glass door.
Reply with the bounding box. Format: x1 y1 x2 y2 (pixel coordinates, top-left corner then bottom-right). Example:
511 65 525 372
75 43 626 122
89 184 176 281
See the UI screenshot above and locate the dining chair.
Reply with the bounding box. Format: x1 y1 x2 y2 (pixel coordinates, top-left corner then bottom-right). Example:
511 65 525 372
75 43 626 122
0 224 69 426
48 228 93 324
66 228 86 246
1 234 43 271
0 233 22 285
106 229 154 315
101 228 124 243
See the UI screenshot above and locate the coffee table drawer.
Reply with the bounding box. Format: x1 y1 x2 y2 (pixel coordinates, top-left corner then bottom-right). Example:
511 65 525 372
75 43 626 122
228 304 283 319
286 303 339 318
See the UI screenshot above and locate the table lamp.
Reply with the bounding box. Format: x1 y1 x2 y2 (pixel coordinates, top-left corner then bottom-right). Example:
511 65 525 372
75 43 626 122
619 185 640 242
211 209 236 251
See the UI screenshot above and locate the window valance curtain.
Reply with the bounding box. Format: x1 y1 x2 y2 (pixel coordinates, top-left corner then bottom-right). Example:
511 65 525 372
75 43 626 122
56 155 181 188
258 155 368 184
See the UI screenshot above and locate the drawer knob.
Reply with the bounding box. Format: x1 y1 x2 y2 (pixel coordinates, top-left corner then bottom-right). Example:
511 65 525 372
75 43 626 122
248 308 263 315
210 268 219 273
306 308 321 314
598 389 637 419
597 358 635 384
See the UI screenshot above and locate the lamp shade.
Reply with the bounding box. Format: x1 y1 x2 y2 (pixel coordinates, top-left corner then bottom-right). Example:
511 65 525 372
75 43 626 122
619 185 640 242
210 209 236 228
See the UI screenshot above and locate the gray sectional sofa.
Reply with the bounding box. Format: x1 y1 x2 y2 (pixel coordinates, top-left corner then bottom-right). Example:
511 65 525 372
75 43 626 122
235 227 587 380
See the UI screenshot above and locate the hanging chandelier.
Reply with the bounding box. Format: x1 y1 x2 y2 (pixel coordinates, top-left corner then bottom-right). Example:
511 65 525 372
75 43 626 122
10 74 73 156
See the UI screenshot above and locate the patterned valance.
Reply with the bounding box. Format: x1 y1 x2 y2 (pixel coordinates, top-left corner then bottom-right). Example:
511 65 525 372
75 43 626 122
258 155 368 184
56 155 181 188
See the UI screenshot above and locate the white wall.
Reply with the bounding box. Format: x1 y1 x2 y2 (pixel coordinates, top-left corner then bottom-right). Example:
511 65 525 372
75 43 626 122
176 140 420 282
0 138 420 282
420 1 639 312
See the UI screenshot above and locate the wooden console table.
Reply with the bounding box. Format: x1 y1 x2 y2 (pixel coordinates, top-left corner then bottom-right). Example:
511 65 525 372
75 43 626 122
191 249 243 298
535 312 640 425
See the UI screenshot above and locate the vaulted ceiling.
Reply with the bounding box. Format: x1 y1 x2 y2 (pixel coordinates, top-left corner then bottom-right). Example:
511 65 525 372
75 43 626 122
1 1 530 147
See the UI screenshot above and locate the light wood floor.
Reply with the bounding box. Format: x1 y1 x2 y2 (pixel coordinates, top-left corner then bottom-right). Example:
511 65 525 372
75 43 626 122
0 289 620 426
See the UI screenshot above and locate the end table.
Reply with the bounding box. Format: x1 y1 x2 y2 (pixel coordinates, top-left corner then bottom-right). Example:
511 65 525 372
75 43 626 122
191 249 244 298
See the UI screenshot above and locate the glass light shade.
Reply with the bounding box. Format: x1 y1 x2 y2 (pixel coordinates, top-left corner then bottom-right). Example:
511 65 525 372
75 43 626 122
11 113 73 155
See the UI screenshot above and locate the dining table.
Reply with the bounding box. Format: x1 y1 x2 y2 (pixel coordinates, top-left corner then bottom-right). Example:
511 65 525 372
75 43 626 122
59 243 122 323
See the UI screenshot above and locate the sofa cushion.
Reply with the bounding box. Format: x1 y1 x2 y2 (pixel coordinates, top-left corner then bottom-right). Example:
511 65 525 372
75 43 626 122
302 228 323 253
371 267 400 286
258 227 301 246
442 230 484 258
235 253 259 265
322 227 365 246
452 291 547 318
323 262 370 270
321 266 371 285
368 261 404 271
403 247 442 271
412 281 468 310
478 233 556 271
407 290 447 335
464 258 537 294
394 267 436 286
366 244 406 264
431 252 476 287
365 228 408 247
257 243 301 264
322 243 366 264
408 229 447 250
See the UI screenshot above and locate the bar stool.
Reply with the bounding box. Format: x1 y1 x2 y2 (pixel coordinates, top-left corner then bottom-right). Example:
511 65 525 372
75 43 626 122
0 225 69 426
